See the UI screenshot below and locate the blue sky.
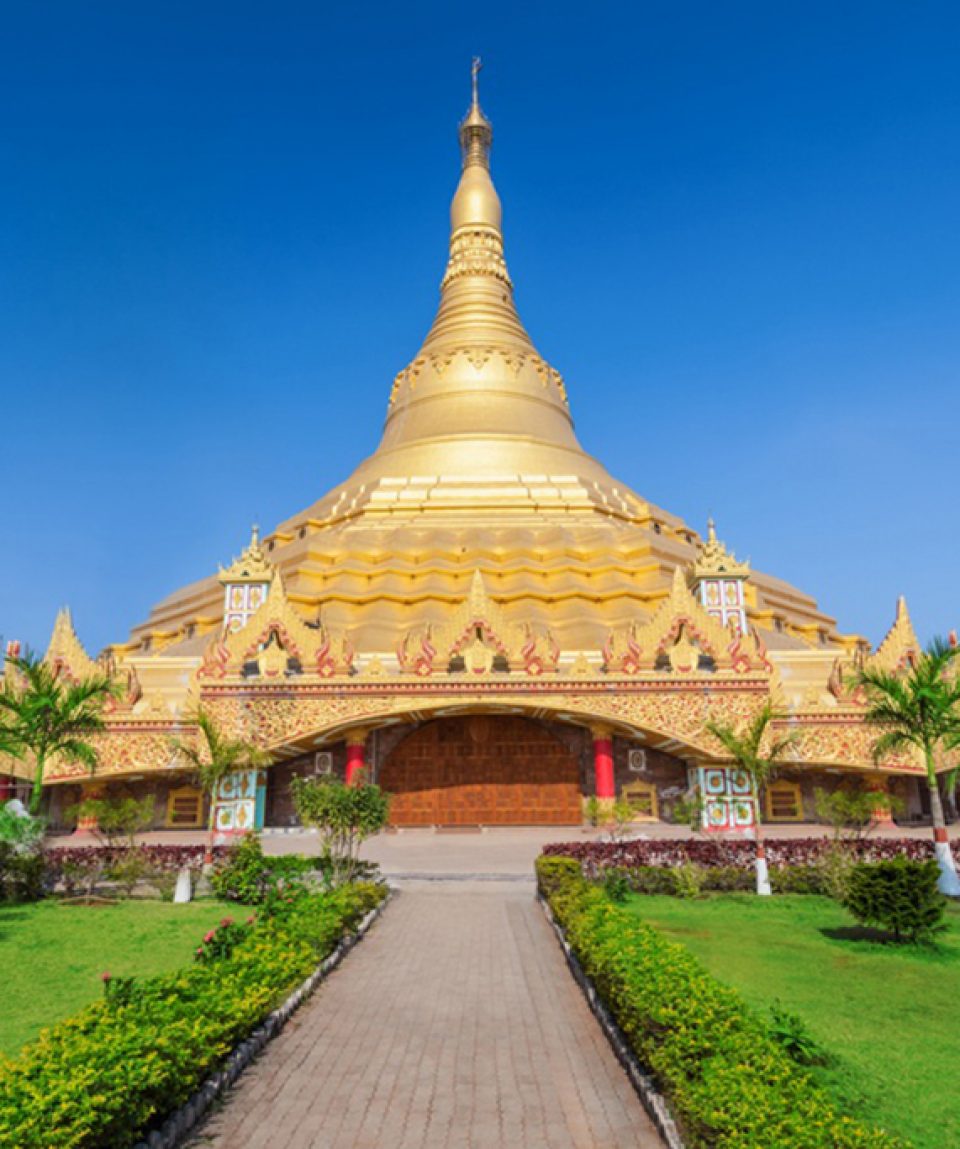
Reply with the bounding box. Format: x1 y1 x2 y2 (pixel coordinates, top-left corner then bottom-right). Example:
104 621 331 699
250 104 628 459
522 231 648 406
1 1 958 654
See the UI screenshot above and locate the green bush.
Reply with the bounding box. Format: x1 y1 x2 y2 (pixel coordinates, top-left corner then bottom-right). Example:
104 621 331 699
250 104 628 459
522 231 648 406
0 842 46 903
844 858 945 944
210 833 322 905
770 864 827 896
0 881 386 1148
536 857 907 1148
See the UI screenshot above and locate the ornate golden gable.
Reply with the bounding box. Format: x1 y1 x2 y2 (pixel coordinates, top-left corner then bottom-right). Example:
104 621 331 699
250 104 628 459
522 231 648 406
219 525 273 584
691 518 750 580
198 570 353 679
865 596 919 674
44 608 100 682
604 567 769 675
397 570 561 676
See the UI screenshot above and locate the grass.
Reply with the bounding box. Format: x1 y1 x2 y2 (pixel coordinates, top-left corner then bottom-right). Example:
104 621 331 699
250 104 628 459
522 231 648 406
0 898 251 1056
626 893 960 1149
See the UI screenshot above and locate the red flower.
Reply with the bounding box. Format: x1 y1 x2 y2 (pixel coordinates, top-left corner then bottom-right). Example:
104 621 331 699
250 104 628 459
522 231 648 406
246 915 256 925
101 971 111 982
203 931 216 943
220 917 234 928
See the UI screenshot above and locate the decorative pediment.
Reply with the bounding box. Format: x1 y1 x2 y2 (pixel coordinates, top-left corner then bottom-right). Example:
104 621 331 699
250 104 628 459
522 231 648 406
219 525 273 584
44 608 100 682
691 518 750 580
198 570 354 680
603 567 769 676
865 596 919 674
397 570 561 677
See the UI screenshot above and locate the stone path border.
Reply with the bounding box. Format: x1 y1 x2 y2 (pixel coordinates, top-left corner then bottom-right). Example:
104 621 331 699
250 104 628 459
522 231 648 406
132 890 393 1149
539 895 686 1149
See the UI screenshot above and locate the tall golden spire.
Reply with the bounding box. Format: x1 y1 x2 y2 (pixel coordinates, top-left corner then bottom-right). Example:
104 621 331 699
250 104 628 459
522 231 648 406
263 61 656 528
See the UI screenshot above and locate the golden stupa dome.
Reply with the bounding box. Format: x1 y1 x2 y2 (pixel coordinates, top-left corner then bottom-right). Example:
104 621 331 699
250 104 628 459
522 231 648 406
128 65 840 658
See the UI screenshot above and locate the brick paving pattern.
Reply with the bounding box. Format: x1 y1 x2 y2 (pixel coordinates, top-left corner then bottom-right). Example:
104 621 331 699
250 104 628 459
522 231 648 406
188 881 663 1148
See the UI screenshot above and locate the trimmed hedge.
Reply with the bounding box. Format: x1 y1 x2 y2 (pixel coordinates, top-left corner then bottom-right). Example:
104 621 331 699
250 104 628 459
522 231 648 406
537 856 908 1149
0 882 386 1149
43 845 229 886
542 837 958 874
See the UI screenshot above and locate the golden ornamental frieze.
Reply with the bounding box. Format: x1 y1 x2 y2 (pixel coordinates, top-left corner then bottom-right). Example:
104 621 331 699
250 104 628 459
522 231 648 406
772 713 924 773
387 346 568 408
440 226 512 289
198 678 771 761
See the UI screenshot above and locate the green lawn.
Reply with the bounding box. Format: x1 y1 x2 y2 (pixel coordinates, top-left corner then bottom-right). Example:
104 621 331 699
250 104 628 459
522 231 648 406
0 899 251 1056
626 893 960 1149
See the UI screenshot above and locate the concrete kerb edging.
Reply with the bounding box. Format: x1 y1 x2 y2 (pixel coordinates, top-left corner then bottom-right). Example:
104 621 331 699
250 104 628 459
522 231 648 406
538 893 687 1149
133 886 395 1149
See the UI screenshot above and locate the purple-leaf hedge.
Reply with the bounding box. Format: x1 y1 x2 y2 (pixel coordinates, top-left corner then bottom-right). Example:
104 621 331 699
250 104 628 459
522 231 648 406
541 836 959 876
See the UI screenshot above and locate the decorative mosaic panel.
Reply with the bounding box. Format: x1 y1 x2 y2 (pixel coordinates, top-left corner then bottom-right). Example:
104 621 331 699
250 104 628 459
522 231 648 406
212 769 266 836
699 765 757 835
698 578 748 635
223 582 269 634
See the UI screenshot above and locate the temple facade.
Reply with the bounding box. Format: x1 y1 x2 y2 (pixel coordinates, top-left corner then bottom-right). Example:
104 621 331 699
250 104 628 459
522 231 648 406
8 74 937 834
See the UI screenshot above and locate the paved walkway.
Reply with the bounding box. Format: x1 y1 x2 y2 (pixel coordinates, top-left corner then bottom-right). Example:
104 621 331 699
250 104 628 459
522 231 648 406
188 881 663 1149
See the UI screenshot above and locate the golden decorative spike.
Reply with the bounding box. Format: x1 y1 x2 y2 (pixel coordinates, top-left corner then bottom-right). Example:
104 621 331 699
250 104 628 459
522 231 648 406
692 518 750 580
45 607 100 682
866 595 920 673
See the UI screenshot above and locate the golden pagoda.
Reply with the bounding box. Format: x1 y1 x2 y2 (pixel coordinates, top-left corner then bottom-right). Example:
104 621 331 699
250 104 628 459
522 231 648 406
18 65 934 834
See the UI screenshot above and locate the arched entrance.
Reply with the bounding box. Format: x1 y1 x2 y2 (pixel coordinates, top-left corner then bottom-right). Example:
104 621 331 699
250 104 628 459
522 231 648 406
379 715 583 826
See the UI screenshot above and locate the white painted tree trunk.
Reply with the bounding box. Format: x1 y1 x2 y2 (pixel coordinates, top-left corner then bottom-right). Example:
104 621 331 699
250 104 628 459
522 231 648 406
755 852 772 896
173 866 193 904
928 777 960 897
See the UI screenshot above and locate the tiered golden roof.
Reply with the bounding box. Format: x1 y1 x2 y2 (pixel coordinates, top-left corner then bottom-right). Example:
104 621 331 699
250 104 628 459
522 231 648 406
123 69 847 662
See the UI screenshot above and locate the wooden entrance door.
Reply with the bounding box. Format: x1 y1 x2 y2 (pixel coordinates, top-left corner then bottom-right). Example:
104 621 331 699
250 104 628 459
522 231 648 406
379 715 583 826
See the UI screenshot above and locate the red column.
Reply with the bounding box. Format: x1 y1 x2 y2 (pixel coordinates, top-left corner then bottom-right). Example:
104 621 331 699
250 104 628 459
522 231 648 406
868 776 896 829
345 730 369 786
591 726 616 800
74 784 105 834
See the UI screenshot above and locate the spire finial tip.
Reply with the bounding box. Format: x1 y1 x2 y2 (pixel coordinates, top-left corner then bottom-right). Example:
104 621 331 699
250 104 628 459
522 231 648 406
471 55 482 107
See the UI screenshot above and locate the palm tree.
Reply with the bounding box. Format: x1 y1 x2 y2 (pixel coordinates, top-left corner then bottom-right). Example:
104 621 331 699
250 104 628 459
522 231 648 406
171 708 271 862
706 702 797 895
855 637 960 895
0 652 116 815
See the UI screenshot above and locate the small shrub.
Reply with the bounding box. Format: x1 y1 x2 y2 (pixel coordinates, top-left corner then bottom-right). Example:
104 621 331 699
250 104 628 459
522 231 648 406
583 796 600 827
844 857 945 943
768 999 830 1065
101 973 139 1009
771 864 827 896
673 860 705 899
291 777 389 886
194 916 253 964
210 833 319 905
703 864 754 893
105 848 153 899
602 868 631 903
0 843 46 903
816 842 858 901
